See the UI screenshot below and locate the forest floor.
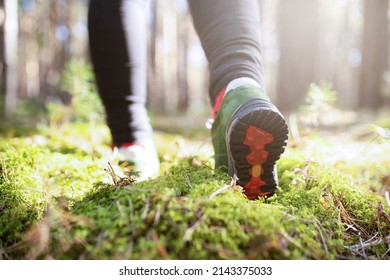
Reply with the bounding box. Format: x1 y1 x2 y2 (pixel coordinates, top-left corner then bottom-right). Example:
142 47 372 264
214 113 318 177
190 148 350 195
0 109 389 260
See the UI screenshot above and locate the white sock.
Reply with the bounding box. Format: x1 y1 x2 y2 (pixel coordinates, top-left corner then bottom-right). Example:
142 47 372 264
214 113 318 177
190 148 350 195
225 77 262 94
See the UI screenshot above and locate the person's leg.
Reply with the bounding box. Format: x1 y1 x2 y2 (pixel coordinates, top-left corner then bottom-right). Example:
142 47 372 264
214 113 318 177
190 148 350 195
88 0 159 180
88 0 151 147
187 0 265 105
188 0 288 199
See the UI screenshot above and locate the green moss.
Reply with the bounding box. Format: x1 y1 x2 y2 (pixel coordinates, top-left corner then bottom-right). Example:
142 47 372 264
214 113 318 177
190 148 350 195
0 133 107 251
1 122 389 260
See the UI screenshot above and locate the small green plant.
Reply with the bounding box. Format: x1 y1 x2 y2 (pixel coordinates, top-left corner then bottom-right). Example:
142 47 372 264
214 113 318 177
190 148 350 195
371 125 390 140
297 83 338 127
53 59 105 124
304 83 337 111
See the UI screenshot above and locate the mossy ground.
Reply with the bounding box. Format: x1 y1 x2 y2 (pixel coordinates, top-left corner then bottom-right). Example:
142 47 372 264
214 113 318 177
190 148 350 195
0 114 389 260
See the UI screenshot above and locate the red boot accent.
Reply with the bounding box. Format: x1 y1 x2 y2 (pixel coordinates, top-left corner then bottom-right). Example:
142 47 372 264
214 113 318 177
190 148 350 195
212 87 227 119
243 125 274 198
111 142 138 150
120 143 138 148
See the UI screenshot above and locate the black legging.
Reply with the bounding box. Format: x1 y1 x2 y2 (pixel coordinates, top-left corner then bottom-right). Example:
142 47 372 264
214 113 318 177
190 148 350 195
88 0 264 146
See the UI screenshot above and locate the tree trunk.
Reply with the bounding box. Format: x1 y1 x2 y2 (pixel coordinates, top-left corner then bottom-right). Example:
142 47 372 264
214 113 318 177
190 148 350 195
0 0 5 97
277 0 319 112
358 0 389 109
176 11 189 113
4 0 18 117
147 0 165 112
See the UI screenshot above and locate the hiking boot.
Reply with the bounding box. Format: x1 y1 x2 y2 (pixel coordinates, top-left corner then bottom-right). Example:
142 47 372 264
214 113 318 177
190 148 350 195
212 85 288 199
114 138 160 181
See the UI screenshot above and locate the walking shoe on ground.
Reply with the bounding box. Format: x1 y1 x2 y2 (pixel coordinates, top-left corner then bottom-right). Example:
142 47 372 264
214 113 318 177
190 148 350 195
212 85 288 200
114 138 160 181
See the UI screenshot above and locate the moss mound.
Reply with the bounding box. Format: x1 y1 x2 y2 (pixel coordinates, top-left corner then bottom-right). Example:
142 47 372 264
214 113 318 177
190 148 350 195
1 124 389 260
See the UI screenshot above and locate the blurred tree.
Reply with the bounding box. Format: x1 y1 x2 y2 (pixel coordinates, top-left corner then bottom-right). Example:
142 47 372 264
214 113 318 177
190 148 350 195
176 5 189 113
359 0 389 109
0 0 4 96
148 0 191 114
20 0 40 99
277 0 319 113
147 0 162 112
3 0 18 117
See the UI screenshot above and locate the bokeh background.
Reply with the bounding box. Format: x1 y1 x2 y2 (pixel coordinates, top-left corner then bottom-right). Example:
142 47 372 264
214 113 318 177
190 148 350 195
1 1 390 261
0 0 389 123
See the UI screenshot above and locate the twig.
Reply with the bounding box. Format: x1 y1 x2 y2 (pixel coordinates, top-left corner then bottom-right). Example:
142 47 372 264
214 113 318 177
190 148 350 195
150 229 171 260
104 162 118 186
0 157 9 183
385 191 390 208
69 185 75 200
19 197 32 208
153 205 161 225
358 232 367 259
203 243 240 259
209 175 239 199
0 240 7 260
184 174 193 189
314 223 330 259
377 202 390 230
209 184 230 199
345 224 359 232
330 190 369 237
360 135 379 157
363 233 379 244
116 201 127 222
280 231 319 259
141 197 150 220
344 235 390 251
128 199 136 233
283 212 329 259
94 230 107 252
190 136 211 157
183 214 207 242
105 162 136 187
380 247 390 259
123 240 134 259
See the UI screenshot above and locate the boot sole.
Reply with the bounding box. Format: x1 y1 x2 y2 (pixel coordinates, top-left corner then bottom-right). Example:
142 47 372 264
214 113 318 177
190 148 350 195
226 97 288 199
